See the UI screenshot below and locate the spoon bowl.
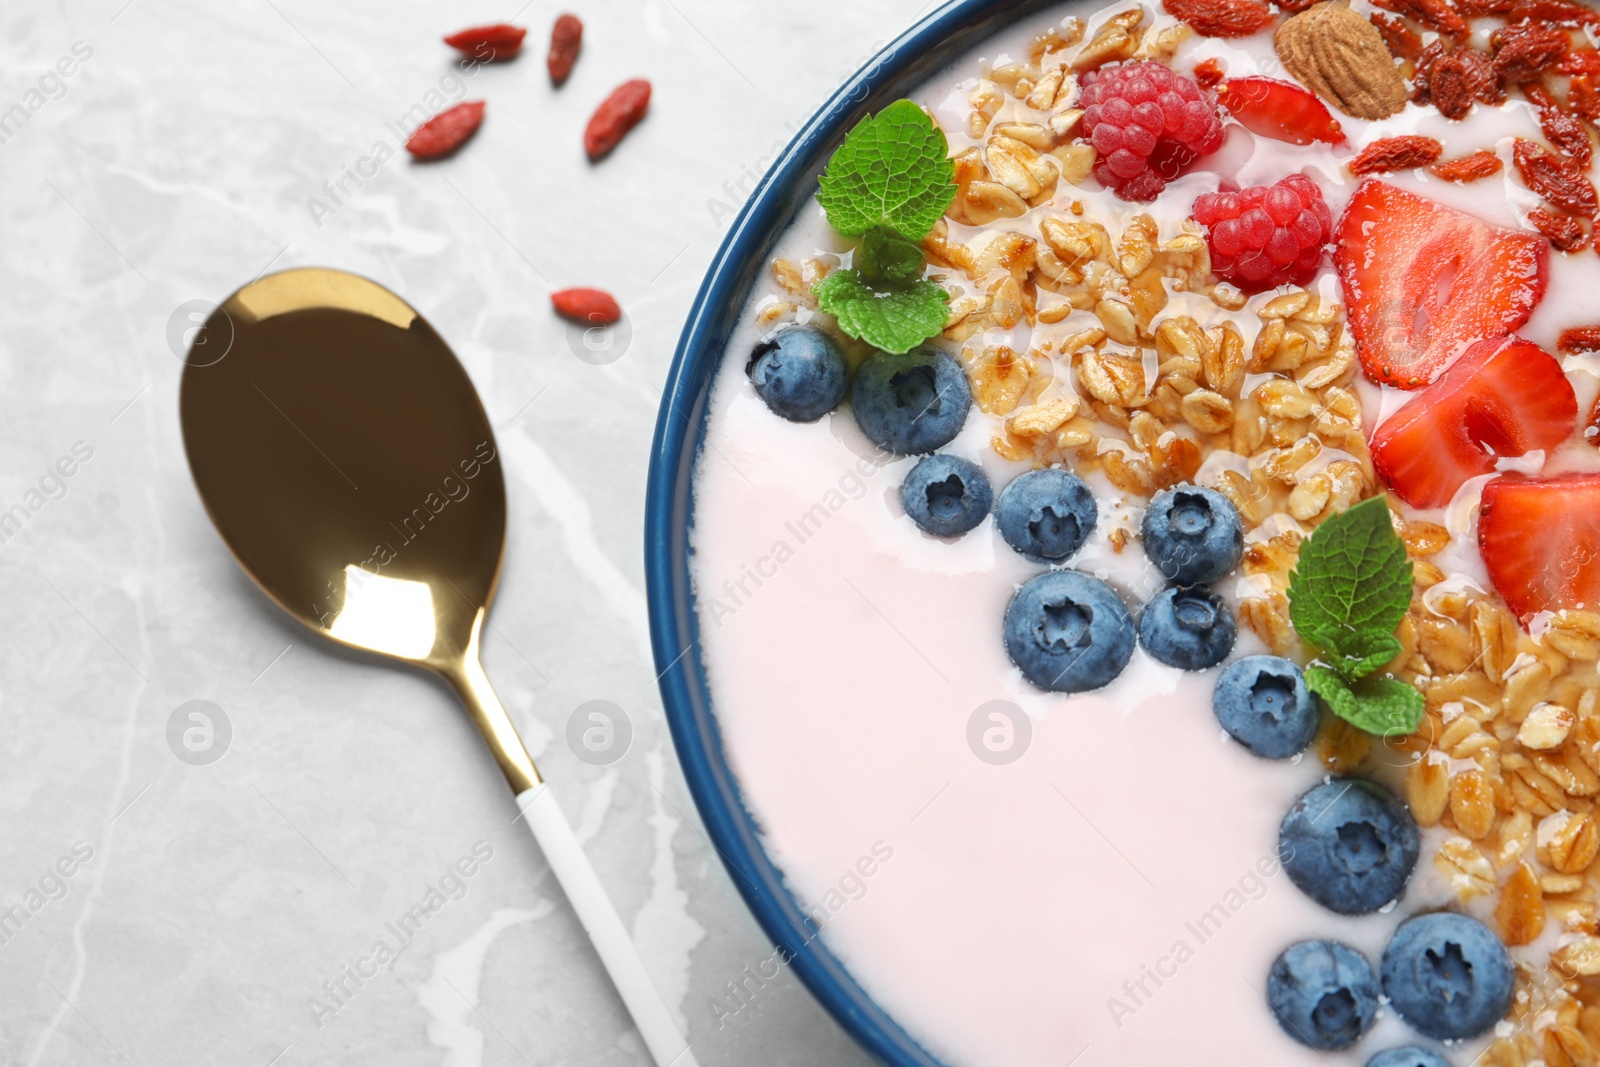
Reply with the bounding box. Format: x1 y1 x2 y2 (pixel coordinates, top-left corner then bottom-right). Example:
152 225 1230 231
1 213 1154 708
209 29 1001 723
180 267 695 1067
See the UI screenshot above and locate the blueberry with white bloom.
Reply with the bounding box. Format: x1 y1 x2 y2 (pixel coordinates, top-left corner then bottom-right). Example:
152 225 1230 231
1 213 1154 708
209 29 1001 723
1381 913 1513 1041
1138 586 1236 670
995 468 1097 563
901 454 992 537
1213 655 1318 758
1280 779 1419 915
851 347 971 454
746 325 849 422
1267 940 1380 1050
1142 484 1244 586
1003 571 1134 693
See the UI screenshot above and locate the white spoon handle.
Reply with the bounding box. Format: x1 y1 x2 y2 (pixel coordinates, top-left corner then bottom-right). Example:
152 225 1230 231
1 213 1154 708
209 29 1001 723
517 783 699 1067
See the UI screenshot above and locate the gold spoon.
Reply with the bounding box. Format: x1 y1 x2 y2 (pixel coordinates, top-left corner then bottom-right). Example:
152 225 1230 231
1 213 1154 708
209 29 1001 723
179 267 697 1067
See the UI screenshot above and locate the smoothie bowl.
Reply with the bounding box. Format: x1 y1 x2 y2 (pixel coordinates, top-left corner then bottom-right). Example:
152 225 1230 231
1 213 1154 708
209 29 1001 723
646 0 1600 1064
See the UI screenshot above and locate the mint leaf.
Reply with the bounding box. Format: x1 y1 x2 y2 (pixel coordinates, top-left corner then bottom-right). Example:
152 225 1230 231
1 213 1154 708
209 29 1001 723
814 270 948 355
816 100 956 240
1305 668 1425 738
1288 496 1413 653
1299 626 1403 682
860 227 925 283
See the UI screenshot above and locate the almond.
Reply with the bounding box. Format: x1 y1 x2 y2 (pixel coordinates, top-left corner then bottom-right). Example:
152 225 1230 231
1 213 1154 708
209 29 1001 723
1275 2 1409 120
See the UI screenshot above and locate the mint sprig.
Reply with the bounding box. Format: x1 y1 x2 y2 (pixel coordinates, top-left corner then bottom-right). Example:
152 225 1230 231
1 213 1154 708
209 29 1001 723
816 100 957 239
1287 496 1423 737
812 101 955 355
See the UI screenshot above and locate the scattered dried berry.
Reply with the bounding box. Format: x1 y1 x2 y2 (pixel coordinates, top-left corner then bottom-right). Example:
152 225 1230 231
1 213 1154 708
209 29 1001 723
1372 0 1468 38
1457 0 1515 13
1414 44 1502 114
405 101 487 161
1431 149 1505 182
1513 138 1599 216
1193 57 1227 89
1370 12 1424 62
1573 76 1600 123
1560 49 1600 76
1525 83 1594 168
1429 54 1479 118
547 14 583 85
1350 135 1444 175
1507 0 1600 27
1560 325 1600 353
444 23 526 62
551 287 622 324
1491 23 1569 85
584 79 651 160
1528 208 1590 251
1162 0 1275 36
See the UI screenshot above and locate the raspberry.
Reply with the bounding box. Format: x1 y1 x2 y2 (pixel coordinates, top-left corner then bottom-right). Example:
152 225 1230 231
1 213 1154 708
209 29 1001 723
1192 175 1332 292
1078 61 1225 201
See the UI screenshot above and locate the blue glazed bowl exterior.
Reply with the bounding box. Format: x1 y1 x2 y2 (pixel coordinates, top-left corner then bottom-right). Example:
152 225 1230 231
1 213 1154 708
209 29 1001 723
646 1 1064 1062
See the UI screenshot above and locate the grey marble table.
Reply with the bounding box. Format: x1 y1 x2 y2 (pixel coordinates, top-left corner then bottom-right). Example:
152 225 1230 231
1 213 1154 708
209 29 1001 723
0 0 934 1063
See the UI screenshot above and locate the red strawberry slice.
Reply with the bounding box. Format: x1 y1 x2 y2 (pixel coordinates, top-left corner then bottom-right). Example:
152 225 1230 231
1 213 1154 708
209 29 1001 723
1335 180 1549 389
1371 335 1577 508
1479 473 1600 620
1216 77 1347 145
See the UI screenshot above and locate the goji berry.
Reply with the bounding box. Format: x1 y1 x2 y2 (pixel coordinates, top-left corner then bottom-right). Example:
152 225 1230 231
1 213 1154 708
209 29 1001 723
1561 49 1600 76
1528 208 1590 252
1559 325 1600 353
551 288 622 325
1275 0 1320 10
584 79 651 161
1573 76 1600 123
1491 23 1568 84
1430 149 1505 182
444 23 526 62
1372 0 1468 38
1456 0 1515 12
1370 12 1424 62
406 101 486 161
1513 138 1598 216
1192 57 1226 89
1161 0 1274 36
547 14 583 85
1524 83 1594 168
1507 0 1600 27
1350 135 1444 175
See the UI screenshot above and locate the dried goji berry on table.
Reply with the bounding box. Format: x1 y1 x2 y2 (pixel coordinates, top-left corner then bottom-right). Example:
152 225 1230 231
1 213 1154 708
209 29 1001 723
444 23 526 62
1513 138 1599 216
1161 0 1274 36
1491 24 1569 85
1370 12 1424 62
1431 149 1505 181
584 79 651 161
547 14 583 85
1372 0 1468 38
551 288 622 324
1524 83 1594 168
1528 208 1590 251
406 101 486 161
1559 325 1600 352
1350 135 1444 175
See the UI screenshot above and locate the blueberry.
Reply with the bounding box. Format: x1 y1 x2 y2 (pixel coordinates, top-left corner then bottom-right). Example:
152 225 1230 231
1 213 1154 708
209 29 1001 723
1003 572 1134 693
1267 940 1380 1051
746 325 849 422
1280 779 1420 915
901 455 992 537
1213 655 1318 758
1367 1047 1452 1067
1381 913 1514 1042
995 468 1097 562
851 347 972 454
1141 485 1244 585
1137 586 1236 670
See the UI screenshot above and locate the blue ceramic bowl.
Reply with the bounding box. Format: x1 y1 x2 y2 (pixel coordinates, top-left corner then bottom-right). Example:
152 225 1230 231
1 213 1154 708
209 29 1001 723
646 1 1064 1062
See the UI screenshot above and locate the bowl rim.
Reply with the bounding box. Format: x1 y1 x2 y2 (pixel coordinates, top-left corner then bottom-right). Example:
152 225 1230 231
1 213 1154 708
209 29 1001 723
644 0 1067 1062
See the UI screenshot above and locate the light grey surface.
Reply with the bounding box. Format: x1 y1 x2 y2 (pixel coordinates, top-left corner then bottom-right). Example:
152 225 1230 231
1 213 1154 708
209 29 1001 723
0 0 935 1063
